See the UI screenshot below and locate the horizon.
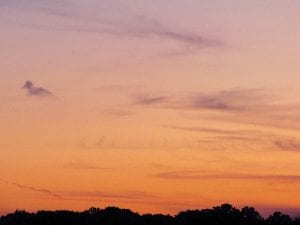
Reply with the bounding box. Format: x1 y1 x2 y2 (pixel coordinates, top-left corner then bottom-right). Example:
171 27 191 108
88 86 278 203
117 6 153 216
1 204 300 219
1 0 300 218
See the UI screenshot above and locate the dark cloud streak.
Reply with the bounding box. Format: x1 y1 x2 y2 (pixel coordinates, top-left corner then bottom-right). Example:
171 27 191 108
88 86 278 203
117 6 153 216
63 162 112 170
163 125 261 136
134 89 267 112
1 1 222 52
0 178 61 199
62 190 157 200
135 95 169 106
155 171 300 183
274 139 300 152
22 81 54 97
185 89 266 111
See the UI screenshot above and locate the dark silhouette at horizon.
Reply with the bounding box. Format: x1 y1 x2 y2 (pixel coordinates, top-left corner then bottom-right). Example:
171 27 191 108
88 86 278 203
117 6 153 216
1 203 299 225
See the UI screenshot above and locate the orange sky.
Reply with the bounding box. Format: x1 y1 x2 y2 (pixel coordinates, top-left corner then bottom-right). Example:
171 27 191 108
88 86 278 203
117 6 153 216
1 0 300 217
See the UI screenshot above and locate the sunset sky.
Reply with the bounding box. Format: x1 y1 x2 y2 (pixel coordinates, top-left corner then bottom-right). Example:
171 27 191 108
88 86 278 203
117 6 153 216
1 0 300 216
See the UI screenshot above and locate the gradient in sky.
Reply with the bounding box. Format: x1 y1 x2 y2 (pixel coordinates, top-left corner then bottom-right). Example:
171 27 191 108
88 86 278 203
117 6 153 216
1 0 300 216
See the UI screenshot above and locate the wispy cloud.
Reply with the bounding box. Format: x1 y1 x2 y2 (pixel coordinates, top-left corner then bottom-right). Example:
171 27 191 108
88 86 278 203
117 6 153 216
181 89 267 111
163 125 261 136
165 125 300 152
120 16 222 48
134 94 169 106
102 109 135 117
49 19 221 49
63 161 112 170
155 171 300 183
125 88 300 133
62 190 157 200
22 81 54 97
0 178 157 202
0 178 61 199
134 89 267 112
274 139 300 152
0 177 161 203
209 135 263 142
35 21 221 53
163 125 269 145
2 1 222 54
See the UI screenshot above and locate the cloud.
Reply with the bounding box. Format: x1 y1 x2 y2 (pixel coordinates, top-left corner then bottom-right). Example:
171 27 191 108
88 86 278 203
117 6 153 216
2 1 222 54
183 89 266 111
0 178 61 199
51 23 220 54
163 125 269 144
42 19 221 50
155 171 300 183
61 16 221 49
134 89 267 112
22 81 54 97
62 190 157 200
163 125 261 136
132 89 300 132
63 162 112 170
123 16 222 48
0 178 159 203
102 109 135 117
210 135 263 142
165 125 300 152
274 139 300 151
134 94 169 106
191 97 235 110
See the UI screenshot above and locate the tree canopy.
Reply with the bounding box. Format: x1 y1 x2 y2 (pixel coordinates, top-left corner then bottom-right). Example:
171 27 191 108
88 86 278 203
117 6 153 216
0 204 298 225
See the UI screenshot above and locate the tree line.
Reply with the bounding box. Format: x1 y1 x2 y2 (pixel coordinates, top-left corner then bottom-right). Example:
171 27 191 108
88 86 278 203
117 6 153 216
0 203 299 225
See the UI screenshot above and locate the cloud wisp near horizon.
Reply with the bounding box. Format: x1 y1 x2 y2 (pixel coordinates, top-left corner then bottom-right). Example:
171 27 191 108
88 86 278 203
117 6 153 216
0 179 160 207
62 161 112 171
0 178 163 205
163 125 263 136
155 171 300 183
0 178 61 199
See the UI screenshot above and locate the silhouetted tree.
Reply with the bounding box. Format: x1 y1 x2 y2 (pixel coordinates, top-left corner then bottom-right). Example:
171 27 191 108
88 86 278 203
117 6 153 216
266 212 292 225
1 204 300 225
241 206 263 225
292 217 300 225
212 204 243 225
141 214 173 225
0 210 33 225
175 209 207 225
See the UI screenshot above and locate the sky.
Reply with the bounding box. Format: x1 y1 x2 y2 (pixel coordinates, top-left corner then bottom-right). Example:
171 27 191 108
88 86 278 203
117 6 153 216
1 0 300 217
